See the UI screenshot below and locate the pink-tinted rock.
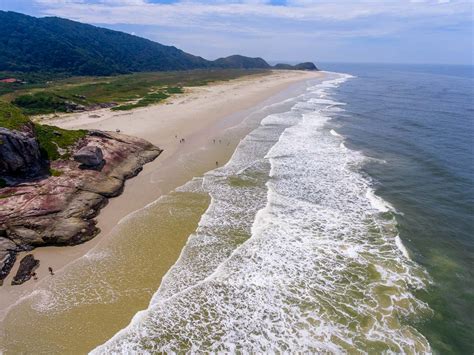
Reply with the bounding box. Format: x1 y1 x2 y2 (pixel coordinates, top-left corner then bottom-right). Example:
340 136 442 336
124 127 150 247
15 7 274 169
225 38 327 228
0 130 162 284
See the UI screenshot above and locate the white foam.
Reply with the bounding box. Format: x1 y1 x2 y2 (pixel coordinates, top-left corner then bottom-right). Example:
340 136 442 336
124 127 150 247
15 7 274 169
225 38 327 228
330 129 342 137
365 188 393 212
93 72 431 354
395 235 411 259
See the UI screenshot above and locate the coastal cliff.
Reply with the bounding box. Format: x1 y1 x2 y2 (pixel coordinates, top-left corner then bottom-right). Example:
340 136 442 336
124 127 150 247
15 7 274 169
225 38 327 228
0 103 162 285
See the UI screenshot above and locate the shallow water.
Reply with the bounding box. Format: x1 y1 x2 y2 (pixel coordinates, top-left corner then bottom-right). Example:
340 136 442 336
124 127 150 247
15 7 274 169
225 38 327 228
94 73 435 353
0 79 306 354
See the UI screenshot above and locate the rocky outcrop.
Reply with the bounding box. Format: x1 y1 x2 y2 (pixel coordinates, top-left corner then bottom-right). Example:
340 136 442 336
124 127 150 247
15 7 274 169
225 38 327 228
11 254 39 285
0 125 46 177
0 130 162 285
74 145 104 167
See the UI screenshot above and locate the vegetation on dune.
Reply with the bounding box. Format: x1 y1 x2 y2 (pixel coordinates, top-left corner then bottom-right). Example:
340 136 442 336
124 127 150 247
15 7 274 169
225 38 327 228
112 86 183 111
2 70 266 115
12 92 83 115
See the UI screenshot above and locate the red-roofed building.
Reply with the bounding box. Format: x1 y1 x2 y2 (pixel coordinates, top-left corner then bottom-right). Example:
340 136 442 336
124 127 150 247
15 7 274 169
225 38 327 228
0 78 20 83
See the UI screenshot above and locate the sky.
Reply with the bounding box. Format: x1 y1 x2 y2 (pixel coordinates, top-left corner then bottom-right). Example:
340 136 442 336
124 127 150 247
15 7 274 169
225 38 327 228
1 0 473 65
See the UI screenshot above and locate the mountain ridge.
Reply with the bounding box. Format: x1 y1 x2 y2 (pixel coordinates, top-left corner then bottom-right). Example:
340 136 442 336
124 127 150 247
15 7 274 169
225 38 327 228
0 11 318 76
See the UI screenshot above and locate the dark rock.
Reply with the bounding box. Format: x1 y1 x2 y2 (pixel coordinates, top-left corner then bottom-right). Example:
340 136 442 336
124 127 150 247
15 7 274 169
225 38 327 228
0 237 17 286
11 254 39 285
0 127 46 177
74 145 104 166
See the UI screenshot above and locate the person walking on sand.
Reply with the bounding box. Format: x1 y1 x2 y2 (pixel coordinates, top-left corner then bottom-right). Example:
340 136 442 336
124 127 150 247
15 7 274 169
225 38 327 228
216 161 219 166
48 267 54 275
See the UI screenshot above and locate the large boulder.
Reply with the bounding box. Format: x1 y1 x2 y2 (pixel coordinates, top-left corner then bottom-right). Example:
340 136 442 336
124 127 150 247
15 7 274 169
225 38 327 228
74 145 104 167
0 127 45 177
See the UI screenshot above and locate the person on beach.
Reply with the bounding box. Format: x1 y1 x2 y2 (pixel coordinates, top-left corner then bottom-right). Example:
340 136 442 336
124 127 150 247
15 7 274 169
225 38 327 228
216 161 219 166
48 267 54 275
32 272 38 280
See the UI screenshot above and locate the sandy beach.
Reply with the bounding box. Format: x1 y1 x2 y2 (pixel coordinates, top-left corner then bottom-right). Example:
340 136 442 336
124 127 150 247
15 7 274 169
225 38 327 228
0 69 323 353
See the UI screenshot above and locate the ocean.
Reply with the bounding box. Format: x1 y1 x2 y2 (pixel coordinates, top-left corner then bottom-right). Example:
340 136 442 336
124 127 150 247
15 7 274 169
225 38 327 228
92 64 473 353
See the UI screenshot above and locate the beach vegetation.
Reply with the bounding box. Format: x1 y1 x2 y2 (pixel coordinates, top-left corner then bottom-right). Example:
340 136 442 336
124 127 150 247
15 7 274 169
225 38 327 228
112 87 183 111
2 70 265 115
12 92 82 115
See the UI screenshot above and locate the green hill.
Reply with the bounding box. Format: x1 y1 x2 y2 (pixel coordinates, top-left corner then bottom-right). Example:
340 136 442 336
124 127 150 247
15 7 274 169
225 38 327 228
0 11 282 76
0 11 213 75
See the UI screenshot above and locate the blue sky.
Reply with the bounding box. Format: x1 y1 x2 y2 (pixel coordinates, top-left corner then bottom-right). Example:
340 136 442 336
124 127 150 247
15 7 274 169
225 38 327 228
1 0 473 64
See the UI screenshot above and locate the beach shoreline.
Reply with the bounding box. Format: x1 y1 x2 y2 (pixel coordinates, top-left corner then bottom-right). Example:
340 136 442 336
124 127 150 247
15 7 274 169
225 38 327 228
0 70 323 321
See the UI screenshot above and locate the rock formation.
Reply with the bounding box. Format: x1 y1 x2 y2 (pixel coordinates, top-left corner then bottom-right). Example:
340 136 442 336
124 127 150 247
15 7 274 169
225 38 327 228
0 128 162 285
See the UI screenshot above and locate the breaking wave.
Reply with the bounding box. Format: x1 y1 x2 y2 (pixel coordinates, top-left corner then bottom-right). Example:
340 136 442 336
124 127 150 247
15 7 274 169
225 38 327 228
92 73 431 353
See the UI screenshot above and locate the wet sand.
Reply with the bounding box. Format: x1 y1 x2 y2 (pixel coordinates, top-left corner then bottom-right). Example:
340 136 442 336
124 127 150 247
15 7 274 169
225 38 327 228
0 70 323 353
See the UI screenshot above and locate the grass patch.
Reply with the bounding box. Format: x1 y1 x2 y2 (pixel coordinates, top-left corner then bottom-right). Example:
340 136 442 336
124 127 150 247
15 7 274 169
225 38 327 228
34 124 87 161
164 86 184 94
49 168 63 177
0 101 30 130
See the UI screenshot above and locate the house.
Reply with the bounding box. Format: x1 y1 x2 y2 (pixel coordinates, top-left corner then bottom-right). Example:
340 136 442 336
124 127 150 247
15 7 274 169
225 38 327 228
0 78 20 83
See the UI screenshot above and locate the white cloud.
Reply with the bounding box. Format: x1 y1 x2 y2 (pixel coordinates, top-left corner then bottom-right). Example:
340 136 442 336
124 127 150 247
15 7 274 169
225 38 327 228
31 0 473 63
34 0 473 24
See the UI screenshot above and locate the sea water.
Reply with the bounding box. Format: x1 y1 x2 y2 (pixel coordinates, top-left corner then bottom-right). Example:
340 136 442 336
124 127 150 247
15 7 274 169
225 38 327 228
92 66 473 353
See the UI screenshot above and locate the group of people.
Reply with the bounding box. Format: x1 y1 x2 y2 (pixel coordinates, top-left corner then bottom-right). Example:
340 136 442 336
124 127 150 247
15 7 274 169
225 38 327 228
175 134 186 143
174 134 236 167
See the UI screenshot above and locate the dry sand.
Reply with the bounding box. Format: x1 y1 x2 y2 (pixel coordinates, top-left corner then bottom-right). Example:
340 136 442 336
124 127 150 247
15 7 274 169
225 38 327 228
0 69 323 317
